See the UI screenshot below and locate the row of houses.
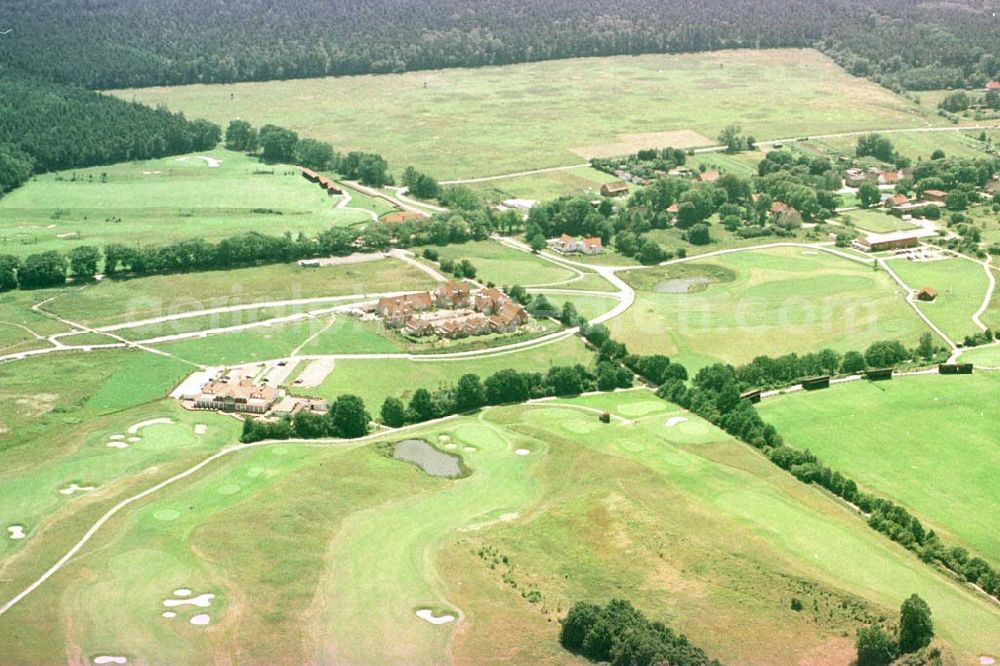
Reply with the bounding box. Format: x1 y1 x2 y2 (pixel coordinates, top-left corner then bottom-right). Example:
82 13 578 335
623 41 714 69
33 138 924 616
844 167 913 188
548 234 604 255
373 282 531 339
301 168 343 196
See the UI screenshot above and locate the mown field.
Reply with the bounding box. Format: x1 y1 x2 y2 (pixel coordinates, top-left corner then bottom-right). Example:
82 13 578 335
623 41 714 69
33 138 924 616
609 247 928 370
841 209 920 234
426 240 582 287
889 256 991 342
0 150 381 261
463 166 622 203
814 129 995 163
109 49 932 180
2 389 997 664
760 373 1000 565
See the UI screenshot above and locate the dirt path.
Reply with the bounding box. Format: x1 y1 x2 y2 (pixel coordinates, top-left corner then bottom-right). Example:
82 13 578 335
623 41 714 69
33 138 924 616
387 248 448 282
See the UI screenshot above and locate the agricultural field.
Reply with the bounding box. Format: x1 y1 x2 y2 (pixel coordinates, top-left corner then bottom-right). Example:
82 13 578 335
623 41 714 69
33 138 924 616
0 150 381 260
814 129 996 163
760 374 1000 566
609 246 928 369
2 390 998 664
110 49 933 180
889 256 992 342
463 166 622 203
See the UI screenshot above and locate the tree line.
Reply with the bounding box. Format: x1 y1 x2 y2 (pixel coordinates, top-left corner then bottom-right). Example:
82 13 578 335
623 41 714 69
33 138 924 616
4 0 998 94
0 74 220 198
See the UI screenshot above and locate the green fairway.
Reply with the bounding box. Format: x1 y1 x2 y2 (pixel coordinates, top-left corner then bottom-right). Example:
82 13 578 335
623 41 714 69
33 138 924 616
3 390 998 664
760 374 1000 565
0 150 377 260
109 49 931 180
609 247 928 369
40 258 436 328
428 241 580 287
959 343 1000 366
841 210 920 233
304 335 594 408
889 256 991 342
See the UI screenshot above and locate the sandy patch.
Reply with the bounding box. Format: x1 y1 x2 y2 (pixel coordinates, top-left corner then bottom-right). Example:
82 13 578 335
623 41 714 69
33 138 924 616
163 592 214 608
107 441 129 449
173 588 192 597
162 611 176 618
127 437 141 443
194 424 207 435
94 658 128 665
665 416 689 428
294 358 336 388
438 435 451 443
128 417 173 434
190 614 211 625
59 483 96 495
980 658 996 666
55 232 79 239
7 525 26 539
571 129 713 159
463 447 475 452
416 609 455 625
14 393 57 417
515 449 530 456
108 435 125 440
444 443 457 450
176 155 221 168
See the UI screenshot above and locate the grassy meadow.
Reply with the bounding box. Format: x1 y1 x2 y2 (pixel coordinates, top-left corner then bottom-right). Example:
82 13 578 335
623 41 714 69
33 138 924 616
2 390 998 664
841 209 920 233
760 374 1000 565
109 49 932 180
609 247 928 370
463 166 622 202
0 150 379 260
889 257 991 342
427 240 581 287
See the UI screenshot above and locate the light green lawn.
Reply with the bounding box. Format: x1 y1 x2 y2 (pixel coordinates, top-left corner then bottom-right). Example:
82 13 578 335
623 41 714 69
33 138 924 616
109 49 931 180
2 390 998 663
760 374 1000 565
889 256 990 342
958 343 1000 366
430 240 579 287
609 247 928 370
0 149 375 261
305 336 593 407
841 210 919 233
538 293 620 322
817 130 993 162
464 166 620 203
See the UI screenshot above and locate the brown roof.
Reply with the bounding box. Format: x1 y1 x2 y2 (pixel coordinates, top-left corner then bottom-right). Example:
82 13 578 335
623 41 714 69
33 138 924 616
917 287 936 300
698 170 720 183
988 81 1000 91
889 194 909 206
301 168 319 180
382 211 426 224
582 236 602 249
377 292 432 314
666 202 680 213
923 189 948 198
498 301 528 324
436 280 470 297
880 171 901 184
771 201 790 214
601 181 630 194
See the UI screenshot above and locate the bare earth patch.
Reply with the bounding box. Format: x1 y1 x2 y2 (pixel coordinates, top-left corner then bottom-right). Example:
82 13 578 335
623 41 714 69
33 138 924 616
571 130 713 159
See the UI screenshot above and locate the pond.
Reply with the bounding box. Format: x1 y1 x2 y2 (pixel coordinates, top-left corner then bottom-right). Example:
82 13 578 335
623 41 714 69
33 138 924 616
393 439 462 477
653 276 711 293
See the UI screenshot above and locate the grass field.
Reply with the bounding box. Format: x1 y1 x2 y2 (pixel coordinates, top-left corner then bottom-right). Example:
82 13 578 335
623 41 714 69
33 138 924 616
760 374 1000 565
889 256 991 342
428 241 581 287
463 166 621 202
41 257 436 328
815 129 995 163
959 343 1000 366
0 150 377 261
609 247 928 369
2 390 997 664
303 335 593 407
110 49 932 180
840 210 920 233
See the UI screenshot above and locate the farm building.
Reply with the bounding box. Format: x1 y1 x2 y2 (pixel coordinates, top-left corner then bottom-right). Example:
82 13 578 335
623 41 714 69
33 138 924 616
600 181 630 197
922 189 948 203
301 168 320 183
854 229 936 252
382 211 426 224
885 193 909 208
916 287 937 302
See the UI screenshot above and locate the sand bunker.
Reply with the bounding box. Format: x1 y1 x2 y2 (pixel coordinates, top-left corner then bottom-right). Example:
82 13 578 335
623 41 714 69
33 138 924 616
980 658 996 666
416 609 455 625
163 592 214 608
107 441 129 449
190 614 211 625
438 435 451 443
128 417 172 434
108 434 125 440
94 658 128 665
665 416 689 428
444 443 458 450
162 611 176 619
173 588 192 597
7 525 26 540
59 483 96 495
463 447 476 453
127 437 141 443
515 449 530 456
194 424 207 435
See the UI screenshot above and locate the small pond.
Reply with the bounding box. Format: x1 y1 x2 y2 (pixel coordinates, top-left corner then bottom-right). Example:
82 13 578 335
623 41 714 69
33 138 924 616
653 276 711 293
393 439 462 477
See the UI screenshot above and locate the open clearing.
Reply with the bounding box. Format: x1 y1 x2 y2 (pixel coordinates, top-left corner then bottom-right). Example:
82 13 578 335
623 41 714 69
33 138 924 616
889 256 991 342
609 247 928 370
1 390 997 664
0 150 379 260
842 210 921 234
761 374 1000 566
109 49 933 180
426 240 581 287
